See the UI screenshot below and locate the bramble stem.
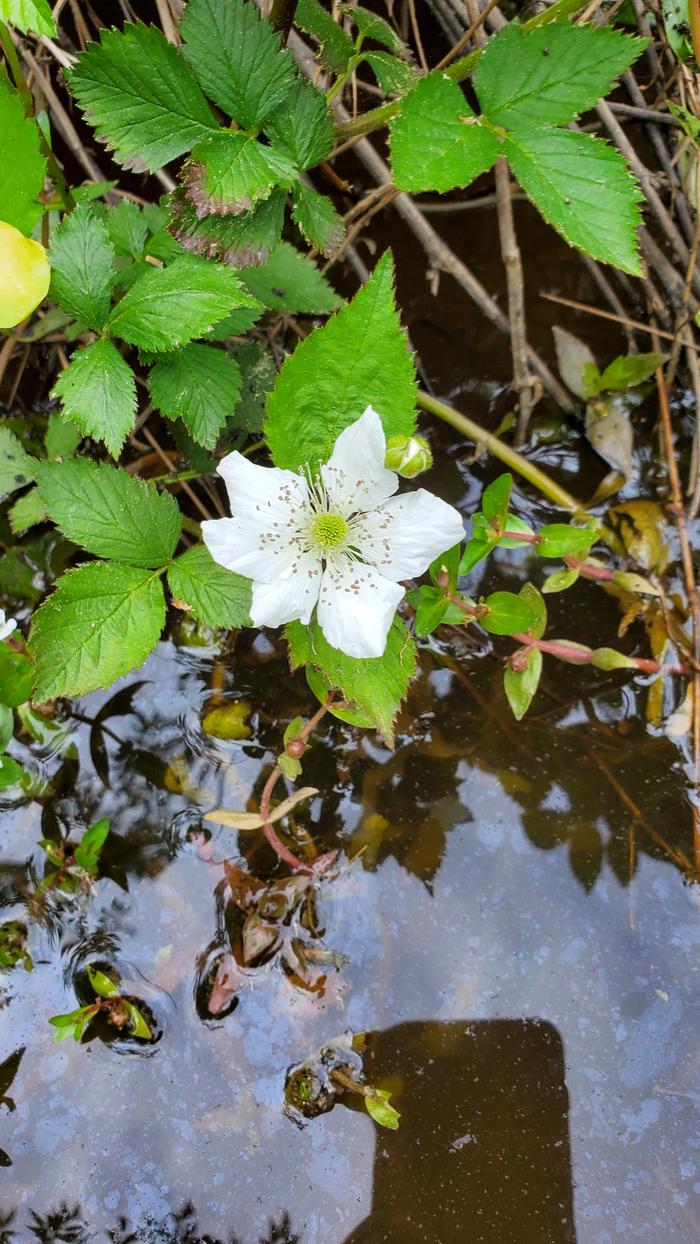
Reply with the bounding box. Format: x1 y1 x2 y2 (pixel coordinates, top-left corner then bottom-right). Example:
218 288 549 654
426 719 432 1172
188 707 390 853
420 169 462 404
258 694 337 872
417 389 592 518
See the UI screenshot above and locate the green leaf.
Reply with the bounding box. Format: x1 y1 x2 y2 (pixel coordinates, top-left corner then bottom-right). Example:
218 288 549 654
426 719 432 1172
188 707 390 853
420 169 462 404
591 646 637 671
519 582 547 639
409 585 449 636
34 459 181 567
125 1001 152 1040
481 473 512 528
661 0 693 61
0 548 38 600
45 411 81 461
266 252 416 470
74 817 110 872
242 242 341 314
229 341 276 432
536 523 595 558
0 424 36 499
504 647 542 720
391 74 500 193
265 79 335 170
294 0 355 72
169 187 285 267
51 339 137 458
287 615 416 747
0 754 24 790
497 513 536 546
0 704 13 754
168 544 252 628
107 199 148 258
365 1088 400 1130
350 5 407 55
181 0 295 128
459 537 495 574
8 488 44 534
68 22 217 172
87 964 119 998
598 353 665 391
523 0 588 27
291 183 345 256
49 1005 95 1040
0 74 46 234
0 645 34 707
0 0 56 35
429 541 461 591
475 22 645 127
28 562 166 701
149 343 242 449
107 255 256 352
481 590 540 636
542 566 580 593
49 204 115 331
184 131 295 216
363 51 415 95
504 126 643 274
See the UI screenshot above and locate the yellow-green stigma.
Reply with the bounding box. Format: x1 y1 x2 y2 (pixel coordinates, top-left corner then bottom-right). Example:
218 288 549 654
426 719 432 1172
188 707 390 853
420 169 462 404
311 512 348 550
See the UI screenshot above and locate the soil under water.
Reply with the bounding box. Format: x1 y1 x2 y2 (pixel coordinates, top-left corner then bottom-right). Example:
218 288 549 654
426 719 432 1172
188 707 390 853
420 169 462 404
2 192 700 1243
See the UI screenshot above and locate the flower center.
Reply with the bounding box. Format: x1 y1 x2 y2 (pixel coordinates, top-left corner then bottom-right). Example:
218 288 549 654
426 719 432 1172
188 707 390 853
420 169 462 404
311 512 348 550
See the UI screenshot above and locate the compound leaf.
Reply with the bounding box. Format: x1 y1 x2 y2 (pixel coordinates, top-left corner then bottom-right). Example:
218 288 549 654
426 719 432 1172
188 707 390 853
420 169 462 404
168 544 252 628
242 242 341 314
287 615 416 747
0 0 56 34
51 339 137 457
391 74 500 193
266 251 416 470
34 458 182 567
181 0 296 129
184 131 295 216
149 343 242 448
0 75 46 234
68 22 217 172
504 126 642 273
475 22 645 127
49 204 115 331
107 255 257 352
29 562 166 701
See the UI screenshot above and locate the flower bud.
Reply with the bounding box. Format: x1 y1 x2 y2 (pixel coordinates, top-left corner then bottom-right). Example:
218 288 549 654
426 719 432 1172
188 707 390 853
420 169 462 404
0 221 51 329
385 434 433 478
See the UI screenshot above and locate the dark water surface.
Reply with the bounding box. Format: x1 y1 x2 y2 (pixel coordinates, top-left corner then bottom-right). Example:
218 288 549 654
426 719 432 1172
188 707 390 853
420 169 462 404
2 204 700 1242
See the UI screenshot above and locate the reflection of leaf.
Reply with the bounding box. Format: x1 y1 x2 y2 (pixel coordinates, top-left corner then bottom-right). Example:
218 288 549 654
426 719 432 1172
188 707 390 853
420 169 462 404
568 823 603 891
585 396 633 478
553 326 599 399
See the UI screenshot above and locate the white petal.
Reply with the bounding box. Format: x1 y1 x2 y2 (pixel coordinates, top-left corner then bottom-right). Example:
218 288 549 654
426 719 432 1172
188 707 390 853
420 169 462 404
250 555 322 628
202 516 304 583
217 450 308 519
355 489 464 580
0 615 16 642
316 559 404 658
321 406 397 515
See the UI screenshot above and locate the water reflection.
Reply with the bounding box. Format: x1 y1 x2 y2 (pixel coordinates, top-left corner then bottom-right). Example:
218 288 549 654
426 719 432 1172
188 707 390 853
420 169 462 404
1 641 699 1241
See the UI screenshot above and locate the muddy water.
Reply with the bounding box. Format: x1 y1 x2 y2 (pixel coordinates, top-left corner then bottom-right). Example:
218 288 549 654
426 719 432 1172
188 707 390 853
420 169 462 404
2 203 700 1240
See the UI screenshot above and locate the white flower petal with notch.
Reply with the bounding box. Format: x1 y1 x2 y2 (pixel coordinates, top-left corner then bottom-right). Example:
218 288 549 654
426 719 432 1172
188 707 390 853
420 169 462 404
356 489 465 580
250 553 322 627
320 405 397 515
0 610 17 642
316 560 404 659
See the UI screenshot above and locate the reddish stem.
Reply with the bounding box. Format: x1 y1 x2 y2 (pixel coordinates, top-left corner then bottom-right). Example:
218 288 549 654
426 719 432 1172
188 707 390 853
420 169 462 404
511 633 687 675
563 555 615 582
258 694 337 873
